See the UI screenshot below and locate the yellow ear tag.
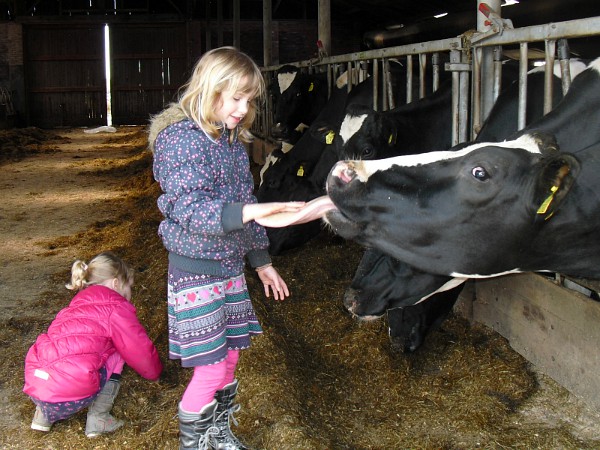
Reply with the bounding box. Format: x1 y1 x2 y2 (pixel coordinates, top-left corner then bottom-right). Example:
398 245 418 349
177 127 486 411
388 133 394 145
297 165 305 177
308 82 314 92
325 131 335 145
536 185 559 215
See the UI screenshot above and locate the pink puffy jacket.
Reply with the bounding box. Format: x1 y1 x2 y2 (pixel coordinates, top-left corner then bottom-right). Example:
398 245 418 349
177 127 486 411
23 285 162 403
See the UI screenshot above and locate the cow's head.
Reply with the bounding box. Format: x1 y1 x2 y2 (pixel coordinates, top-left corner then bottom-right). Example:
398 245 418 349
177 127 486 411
335 104 398 161
271 66 325 142
325 133 580 277
343 248 456 318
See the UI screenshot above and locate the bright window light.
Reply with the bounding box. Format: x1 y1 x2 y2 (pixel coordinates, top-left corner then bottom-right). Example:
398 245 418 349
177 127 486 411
502 0 519 6
104 24 112 126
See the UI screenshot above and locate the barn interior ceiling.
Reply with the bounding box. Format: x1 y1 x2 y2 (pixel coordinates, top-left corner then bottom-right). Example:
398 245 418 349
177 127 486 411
3 0 600 51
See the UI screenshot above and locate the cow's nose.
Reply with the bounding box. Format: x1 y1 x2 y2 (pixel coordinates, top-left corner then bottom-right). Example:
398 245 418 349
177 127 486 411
332 161 356 184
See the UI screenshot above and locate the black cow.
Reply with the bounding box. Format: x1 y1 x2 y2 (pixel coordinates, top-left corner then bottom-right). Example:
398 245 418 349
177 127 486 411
270 65 329 143
324 59 600 279
339 58 589 352
257 76 386 255
344 247 465 352
335 79 454 161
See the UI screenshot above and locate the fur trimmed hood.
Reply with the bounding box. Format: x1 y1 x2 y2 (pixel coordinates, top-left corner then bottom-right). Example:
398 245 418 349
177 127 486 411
147 102 187 153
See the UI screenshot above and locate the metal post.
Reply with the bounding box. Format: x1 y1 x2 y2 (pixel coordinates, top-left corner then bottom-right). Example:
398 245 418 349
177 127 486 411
518 42 528 130
472 47 482 139
232 0 240 49
419 53 427 99
477 0 502 121
544 39 556 114
406 54 413 104
262 0 272 66
373 58 379 111
432 52 440 92
558 39 572 95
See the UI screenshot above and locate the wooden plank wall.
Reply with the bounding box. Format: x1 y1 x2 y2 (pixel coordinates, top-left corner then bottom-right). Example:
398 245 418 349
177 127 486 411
456 273 600 411
24 24 105 128
110 22 189 125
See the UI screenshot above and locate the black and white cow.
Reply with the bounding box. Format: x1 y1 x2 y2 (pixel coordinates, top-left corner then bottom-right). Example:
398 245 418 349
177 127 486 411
334 79 454 161
270 65 329 143
325 132 600 279
338 57 592 352
258 76 391 255
324 58 600 279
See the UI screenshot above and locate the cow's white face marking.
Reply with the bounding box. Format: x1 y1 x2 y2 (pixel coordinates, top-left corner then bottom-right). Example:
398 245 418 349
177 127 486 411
339 114 367 144
277 72 297 94
259 153 280 186
345 133 542 183
450 269 522 278
411 277 467 305
590 56 600 76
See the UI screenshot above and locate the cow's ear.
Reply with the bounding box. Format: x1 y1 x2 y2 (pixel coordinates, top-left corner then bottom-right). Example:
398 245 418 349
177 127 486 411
310 126 336 145
534 154 580 220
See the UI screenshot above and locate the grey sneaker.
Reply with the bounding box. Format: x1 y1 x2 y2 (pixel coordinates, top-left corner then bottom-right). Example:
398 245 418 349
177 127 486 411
31 406 52 432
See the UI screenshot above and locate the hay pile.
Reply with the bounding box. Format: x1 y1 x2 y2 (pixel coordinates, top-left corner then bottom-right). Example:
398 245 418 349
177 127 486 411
0 127 597 449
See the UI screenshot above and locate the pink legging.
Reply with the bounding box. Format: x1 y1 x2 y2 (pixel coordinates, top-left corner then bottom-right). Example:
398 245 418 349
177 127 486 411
180 349 239 413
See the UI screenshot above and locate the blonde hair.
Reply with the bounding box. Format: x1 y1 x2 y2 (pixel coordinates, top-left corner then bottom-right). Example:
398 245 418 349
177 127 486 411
178 46 265 144
66 251 134 292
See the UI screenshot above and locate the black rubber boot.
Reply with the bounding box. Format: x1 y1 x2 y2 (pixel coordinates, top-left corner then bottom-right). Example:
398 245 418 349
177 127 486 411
178 399 219 450
213 379 250 450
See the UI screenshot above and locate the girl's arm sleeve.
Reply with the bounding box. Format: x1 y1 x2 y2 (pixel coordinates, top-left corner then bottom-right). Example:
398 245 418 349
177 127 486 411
109 306 163 381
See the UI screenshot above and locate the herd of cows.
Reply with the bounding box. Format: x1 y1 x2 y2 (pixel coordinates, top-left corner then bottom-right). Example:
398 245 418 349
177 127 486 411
256 56 600 352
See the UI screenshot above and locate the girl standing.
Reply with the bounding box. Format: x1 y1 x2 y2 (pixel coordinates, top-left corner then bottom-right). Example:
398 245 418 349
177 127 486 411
23 251 162 437
150 46 305 450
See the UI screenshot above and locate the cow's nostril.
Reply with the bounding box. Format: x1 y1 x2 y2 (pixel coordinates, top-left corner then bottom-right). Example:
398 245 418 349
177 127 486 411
340 167 355 184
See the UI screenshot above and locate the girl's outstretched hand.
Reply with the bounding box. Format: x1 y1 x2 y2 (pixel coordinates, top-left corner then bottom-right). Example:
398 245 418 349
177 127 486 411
243 202 305 224
256 265 289 301
253 196 336 228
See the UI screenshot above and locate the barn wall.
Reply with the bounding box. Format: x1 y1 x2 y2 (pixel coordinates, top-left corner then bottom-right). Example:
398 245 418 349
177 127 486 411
23 24 106 128
109 22 191 125
0 22 23 127
1 17 363 128
203 20 363 65
456 274 600 411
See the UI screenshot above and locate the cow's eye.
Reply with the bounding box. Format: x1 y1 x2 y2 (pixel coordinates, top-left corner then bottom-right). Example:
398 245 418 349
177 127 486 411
362 147 374 158
471 166 489 181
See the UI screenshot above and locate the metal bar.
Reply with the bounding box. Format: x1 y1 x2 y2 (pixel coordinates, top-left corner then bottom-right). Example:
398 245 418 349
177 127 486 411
373 58 379 111
450 49 461 146
381 59 388 110
558 39 572 95
544 39 556 115
458 52 470 144
261 36 463 72
518 42 528 130
492 45 503 104
432 52 440 92
406 55 413 104
419 53 427 99
472 47 482 140
386 59 395 109
471 16 600 48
